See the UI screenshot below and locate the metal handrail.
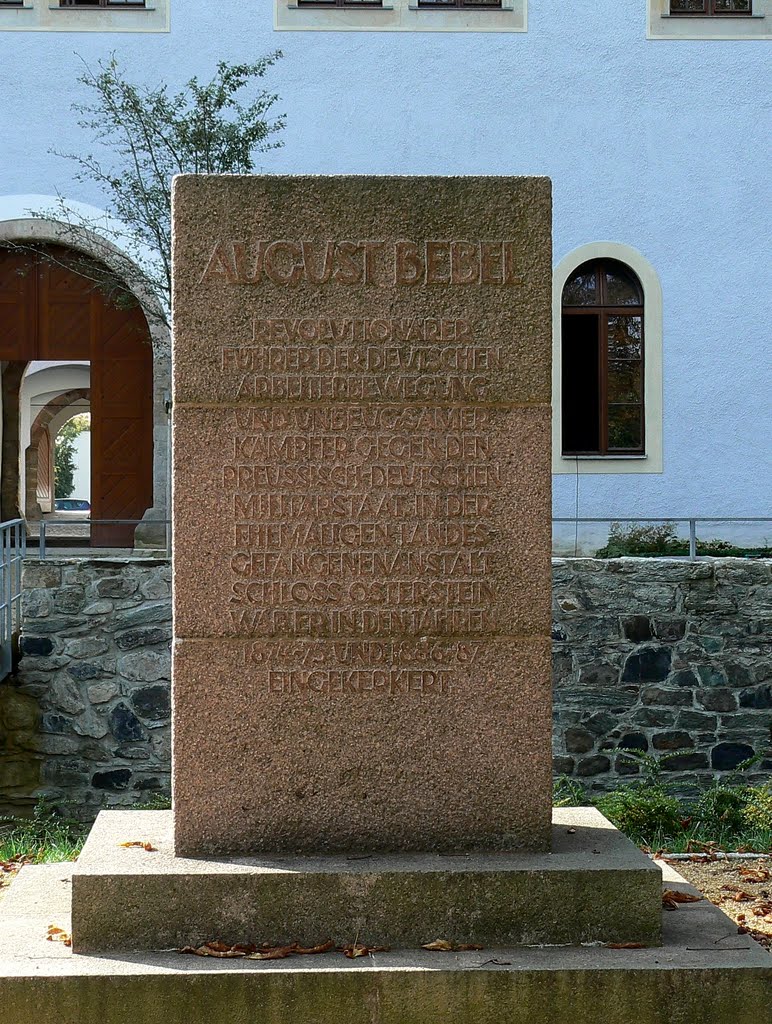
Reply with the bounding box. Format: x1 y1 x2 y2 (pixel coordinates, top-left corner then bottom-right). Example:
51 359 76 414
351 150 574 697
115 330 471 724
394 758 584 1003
0 519 25 679
552 517 772 560
35 518 171 560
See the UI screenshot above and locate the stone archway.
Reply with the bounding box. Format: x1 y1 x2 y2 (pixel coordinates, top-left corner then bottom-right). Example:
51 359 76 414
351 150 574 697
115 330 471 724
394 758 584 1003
0 245 154 545
25 387 90 520
0 215 170 547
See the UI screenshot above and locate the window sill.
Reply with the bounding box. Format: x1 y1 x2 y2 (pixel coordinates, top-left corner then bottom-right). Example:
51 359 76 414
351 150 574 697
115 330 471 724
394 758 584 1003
407 2 515 9
662 9 764 17
554 453 661 476
1 1 168 29
277 0 526 31
649 0 771 37
286 3 394 8
47 4 157 10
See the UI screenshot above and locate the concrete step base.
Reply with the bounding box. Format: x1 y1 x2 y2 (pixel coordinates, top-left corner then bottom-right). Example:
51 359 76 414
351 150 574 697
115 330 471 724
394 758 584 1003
69 808 662 951
0 861 769 1024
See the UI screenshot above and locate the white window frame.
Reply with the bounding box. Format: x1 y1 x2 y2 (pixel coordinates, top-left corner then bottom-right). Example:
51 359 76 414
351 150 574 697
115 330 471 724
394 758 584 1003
552 242 664 476
276 0 526 33
648 0 771 39
0 0 169 31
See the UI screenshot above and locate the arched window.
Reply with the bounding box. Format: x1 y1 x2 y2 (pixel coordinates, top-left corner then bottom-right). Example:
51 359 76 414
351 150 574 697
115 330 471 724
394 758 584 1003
561 259 644 456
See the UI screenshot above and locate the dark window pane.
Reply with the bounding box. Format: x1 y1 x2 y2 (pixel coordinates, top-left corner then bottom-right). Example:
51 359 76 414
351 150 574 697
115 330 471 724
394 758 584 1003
563 268 599 307
607 316 642 360
607 360 642 403
418 1 503 7
608 406 643 451
671 0 751 12
604 265 643 306
562 313 600 454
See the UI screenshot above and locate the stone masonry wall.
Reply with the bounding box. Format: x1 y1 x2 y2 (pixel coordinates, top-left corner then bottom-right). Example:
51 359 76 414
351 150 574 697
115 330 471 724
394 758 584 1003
0 559 171 818
553 559 772 796
1 557 770 818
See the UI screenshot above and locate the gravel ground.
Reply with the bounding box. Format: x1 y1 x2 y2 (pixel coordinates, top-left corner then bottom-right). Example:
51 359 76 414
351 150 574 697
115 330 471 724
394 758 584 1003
665 857 772 953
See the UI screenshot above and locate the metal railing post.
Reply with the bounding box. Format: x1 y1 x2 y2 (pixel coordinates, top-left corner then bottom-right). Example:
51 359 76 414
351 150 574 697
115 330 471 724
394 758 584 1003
689 520 697 561
39 521 46 561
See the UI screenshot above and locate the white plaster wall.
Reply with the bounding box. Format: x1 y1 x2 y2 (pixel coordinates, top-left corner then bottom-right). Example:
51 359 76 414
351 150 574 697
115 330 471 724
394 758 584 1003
69 431 91 502
19 363 90 504
0 0 769 522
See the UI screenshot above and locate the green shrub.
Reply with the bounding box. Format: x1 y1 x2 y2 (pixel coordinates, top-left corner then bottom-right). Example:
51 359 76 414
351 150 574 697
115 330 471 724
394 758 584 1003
595 786 683 842
594 521 771 559
743 784 772 831
693 785 752 833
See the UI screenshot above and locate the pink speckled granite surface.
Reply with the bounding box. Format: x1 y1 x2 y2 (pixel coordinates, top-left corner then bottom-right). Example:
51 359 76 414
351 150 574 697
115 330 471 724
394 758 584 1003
171 176 552 856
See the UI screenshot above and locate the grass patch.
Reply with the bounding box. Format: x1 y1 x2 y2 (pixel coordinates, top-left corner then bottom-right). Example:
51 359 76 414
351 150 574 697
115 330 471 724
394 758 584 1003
0 800 86 866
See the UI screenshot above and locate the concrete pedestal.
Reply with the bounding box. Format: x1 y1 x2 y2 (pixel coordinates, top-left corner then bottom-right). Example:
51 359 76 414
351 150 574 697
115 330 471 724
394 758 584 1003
0 858 769 1024
69 808 662 953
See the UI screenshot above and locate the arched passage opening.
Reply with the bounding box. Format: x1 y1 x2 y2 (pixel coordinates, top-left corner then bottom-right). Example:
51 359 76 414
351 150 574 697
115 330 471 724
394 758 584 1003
26 386 91 520
0 245 153 547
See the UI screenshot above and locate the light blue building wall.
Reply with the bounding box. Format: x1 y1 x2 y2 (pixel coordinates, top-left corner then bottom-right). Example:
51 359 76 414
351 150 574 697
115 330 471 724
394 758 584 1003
0 1 769 544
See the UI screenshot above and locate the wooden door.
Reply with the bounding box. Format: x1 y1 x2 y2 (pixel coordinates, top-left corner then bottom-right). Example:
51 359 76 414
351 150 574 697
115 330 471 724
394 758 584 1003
0 247 153 546
90 301 153 547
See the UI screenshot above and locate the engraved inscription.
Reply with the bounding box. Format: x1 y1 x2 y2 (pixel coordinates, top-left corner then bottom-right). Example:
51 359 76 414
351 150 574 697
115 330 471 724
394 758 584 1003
219 320 503 402
222 396 504 642
239 639 484 697
201 240 524 288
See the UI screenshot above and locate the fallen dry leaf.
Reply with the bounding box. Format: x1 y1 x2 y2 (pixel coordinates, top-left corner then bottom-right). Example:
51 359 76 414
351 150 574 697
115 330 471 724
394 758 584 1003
339 943 389 959
422 939 454 951
246 945 296 961
662 889 704 911
119 841 157 852
421 938 483 952
721 886 755 902
46 925 72 947
739 867 770 884
294 939 335 955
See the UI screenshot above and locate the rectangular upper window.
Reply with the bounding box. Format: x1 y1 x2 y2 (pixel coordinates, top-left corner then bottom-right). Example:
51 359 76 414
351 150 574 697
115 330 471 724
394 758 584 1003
296 0 382 6
0 0 167 29
417 1 503 7
277 0 524 31
650 0 769 36
670 0 751 13
58 0 146 6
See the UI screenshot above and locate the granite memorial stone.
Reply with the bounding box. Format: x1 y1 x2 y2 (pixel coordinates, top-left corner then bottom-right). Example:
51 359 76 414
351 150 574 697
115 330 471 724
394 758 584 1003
171 176 553 856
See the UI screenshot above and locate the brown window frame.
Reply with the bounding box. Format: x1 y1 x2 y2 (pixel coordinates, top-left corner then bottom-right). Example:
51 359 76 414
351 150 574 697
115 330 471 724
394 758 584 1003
669 1 752 15
561 260 646 458
417 1 503 8
296 1 384 7
59 1 146 8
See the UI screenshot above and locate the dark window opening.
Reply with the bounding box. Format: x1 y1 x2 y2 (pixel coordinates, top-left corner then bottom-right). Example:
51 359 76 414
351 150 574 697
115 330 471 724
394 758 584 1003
670 0 752 15
296 1 384 7
59 1 146 8
417 1 503 7
561 260 645 457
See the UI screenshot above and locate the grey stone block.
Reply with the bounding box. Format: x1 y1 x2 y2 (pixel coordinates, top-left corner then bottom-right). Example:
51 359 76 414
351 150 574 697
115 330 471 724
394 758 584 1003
70 809 662 953
1 861 769 1024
